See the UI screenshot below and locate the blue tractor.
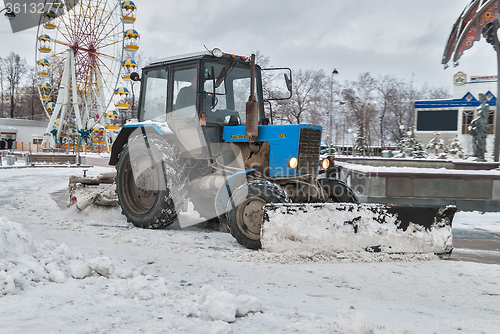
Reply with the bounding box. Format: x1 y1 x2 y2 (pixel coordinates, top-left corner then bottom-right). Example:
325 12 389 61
109 49 455 254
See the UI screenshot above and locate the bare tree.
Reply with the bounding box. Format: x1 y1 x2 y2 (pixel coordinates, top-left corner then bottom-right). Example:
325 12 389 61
376 76 400 148
342 73 378 148
272 69 325 124
428 86 452 99
1 52 28 118
18 67 44 120
382 81 433 143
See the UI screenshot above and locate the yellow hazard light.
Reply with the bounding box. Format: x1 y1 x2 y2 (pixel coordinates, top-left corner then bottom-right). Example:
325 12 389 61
288 157 298 169
321 158 330 169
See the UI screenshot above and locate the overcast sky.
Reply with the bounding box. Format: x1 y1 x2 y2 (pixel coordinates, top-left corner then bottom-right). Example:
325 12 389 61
1 0 497 92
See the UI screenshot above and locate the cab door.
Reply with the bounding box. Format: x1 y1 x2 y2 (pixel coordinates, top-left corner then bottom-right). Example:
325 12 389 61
168 66 209 158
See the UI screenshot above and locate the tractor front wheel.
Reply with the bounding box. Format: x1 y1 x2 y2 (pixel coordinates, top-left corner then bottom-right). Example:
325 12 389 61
226 180 289 249
319 178 359 203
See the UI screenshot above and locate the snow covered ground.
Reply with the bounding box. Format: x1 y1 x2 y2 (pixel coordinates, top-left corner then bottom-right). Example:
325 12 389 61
0 166 499 333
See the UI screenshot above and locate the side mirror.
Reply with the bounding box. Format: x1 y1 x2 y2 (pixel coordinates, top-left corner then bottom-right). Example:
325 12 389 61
261 67 293 101
130 72 141 81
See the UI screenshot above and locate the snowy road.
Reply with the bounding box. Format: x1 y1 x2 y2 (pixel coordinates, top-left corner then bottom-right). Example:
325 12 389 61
0 166 499 334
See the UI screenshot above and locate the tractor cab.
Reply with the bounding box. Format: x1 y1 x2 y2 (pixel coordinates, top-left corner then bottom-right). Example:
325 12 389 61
136 50 266 159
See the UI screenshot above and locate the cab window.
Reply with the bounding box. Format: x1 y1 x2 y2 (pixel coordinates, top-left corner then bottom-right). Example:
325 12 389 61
139 68 168 122
172 68 198 118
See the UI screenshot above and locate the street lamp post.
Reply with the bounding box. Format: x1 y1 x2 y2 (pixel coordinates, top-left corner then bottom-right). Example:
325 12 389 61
347 128 352 155
352 132 358 156
328 68 339 152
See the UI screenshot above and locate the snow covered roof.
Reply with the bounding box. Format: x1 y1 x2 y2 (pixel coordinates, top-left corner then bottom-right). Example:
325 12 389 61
415 91 497 109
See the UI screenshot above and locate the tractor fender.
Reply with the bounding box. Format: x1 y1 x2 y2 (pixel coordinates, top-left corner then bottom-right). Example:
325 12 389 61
109 123 169 166
214 169 257 218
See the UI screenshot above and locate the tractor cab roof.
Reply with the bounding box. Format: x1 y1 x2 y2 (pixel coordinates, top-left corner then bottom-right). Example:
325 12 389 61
148 49 250 68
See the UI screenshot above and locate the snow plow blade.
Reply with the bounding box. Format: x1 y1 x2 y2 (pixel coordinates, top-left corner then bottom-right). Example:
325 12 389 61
261 203 456 255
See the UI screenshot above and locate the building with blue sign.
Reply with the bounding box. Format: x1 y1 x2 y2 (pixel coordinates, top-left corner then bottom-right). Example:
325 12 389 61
414 72 497 156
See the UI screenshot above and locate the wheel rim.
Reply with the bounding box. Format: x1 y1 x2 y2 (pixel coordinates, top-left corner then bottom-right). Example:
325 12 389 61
122 151 159 215
235 196 266 240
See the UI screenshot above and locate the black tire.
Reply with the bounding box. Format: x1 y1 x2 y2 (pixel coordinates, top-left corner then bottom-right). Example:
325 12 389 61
226 180 290 249
190 195 217 220
319 178 359 203
190 195 223 231
115 134 186 229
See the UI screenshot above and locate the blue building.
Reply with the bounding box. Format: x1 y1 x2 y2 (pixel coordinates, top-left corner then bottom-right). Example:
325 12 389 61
415 72 497 157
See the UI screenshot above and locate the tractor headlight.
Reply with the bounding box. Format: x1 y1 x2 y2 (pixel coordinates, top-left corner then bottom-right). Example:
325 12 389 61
288 157 298 169
320 158 330 170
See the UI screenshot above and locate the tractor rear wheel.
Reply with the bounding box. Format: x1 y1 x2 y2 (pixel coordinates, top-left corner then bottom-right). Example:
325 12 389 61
226 180 289 249
319 178 359 203
115 134 186 229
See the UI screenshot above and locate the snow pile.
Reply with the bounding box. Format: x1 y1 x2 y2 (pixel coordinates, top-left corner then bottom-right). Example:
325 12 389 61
195 285 263 324
0 217 75 295
262 203 452 254
0 217 266 331
209 320 233 334
0 217 157 296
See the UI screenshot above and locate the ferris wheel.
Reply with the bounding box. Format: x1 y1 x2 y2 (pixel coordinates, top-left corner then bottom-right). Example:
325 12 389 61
35 0 139 147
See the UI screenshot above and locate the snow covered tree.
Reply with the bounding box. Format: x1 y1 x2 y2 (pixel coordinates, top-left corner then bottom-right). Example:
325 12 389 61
413 142 428 159
397 135 415 157
447 137 464 159
396 131 427 158
426 132 446 156
354 126 369 156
